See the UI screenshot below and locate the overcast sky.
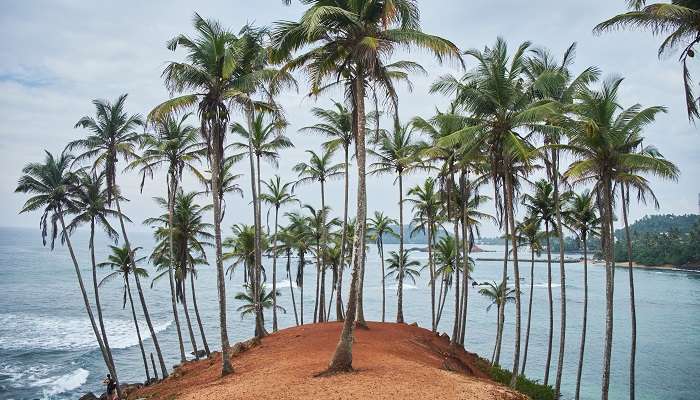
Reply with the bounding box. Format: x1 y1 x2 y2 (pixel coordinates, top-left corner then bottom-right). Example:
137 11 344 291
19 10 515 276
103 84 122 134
1 0 698 238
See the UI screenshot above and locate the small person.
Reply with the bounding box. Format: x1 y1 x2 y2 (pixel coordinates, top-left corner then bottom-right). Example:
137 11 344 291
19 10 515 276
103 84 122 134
103 374 117 400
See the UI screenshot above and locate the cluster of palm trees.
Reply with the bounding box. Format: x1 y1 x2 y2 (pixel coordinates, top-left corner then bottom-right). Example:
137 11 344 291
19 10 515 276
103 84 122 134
15 2 681 400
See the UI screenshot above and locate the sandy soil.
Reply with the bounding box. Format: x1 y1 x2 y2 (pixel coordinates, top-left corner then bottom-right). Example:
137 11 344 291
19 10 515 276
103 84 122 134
130 322 526 400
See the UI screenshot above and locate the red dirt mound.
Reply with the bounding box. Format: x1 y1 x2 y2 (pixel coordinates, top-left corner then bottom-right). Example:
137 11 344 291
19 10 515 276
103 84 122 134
130 322 525 400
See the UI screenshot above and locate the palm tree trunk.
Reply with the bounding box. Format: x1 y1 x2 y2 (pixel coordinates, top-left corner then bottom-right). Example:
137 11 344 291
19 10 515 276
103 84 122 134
521 247 535 376
209 124 233 375
622 185 637 400
287 250 299 325
57 211 117 392
377 240 386 323
180 280 199 359
319 180 327 323
552 156 566 398
397 172 405 324
248 110 265 338
126 277 151 381
506 173 522 387
167 176 187 363
336 146 350 321
314 241 321 323
451 173 462 348
299 252 304 325
113 196 168 378
544 220 553 385
89 219 117 379
601 176 615 400
575 235 589 400
272 206 280 332
436 275 447 328
428 223 436 332
327 75 367 372
491 310 499 364
459 178 470 345
327 267 336 319
495 223 508 366
190 273 210 356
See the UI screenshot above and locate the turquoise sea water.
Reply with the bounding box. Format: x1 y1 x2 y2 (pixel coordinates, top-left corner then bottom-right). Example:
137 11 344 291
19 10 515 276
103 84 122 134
0 226 698 399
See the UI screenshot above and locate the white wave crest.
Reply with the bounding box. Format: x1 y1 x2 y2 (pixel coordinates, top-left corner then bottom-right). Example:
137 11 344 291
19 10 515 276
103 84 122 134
274 279 297 289
0 313 171 351
31 368 89 397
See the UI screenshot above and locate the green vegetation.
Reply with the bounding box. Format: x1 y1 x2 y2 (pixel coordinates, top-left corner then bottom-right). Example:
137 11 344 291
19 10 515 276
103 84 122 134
615 218 700 267
489 365 555 400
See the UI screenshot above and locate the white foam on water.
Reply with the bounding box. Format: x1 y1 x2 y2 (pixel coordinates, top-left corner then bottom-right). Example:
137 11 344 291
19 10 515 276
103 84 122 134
0 313 171 351
33 368 89 397
2 362 87 397
274 279 297 289
386 283 418 290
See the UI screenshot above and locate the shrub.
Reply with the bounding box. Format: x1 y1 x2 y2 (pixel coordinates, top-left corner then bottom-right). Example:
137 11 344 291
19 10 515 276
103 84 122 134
489 365 555 400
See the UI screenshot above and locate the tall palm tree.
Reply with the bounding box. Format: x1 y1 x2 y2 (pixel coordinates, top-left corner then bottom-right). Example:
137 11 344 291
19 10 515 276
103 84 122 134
285 211 313 324
272 0 461 373
235 284 286 321
405 178 441 331
434 38 553 384
64 170 122 381
304 204 340 324
15 150 122 391
478 280 516 365
223 224 268 288
433 234 457 330
369 123 422 323
261 175 298 331
595 0 700 120
150 14 251 374
275 226 300 325
367 211 399 323
564 76 678 399
300 102 354 321
98 245 151 381
133 112 205 364
69 94 169 379
385 248 422 294
563 190 599 400
293 150 344 323
521 179 558 384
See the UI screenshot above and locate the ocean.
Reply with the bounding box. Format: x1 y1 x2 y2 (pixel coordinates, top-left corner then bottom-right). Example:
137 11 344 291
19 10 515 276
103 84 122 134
0 226 698 400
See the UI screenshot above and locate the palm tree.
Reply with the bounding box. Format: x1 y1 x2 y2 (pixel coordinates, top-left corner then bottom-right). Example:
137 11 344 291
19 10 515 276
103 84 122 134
433 234 457 330
15 150 122 391
385 249 422 298
275 226 300 325
223 224 268 288
98 245 151 381
564 76 679 399
285 211 313 324
150 15 258 373
369 123 422 323
478 280 516 365
69 93 170 379
512 218 544 376
272 0 461 373
133 112 205 364
235 284 286 321
367 211 399 323
595 0 700 120
300 102 354 321
521 179 557 384
64 170 123 382
405 178 441 330
261 175 298 331
293 150 343 323
563 190 599 400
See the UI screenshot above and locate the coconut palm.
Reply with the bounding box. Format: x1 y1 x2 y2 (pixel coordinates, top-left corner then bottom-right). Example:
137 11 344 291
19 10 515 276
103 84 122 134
132 112 205 364
285 211 314 324
304 204 340 323
563 76 679 399
369 123 423 323
405 178 441 330
98 245 151 380
272 0 461 372
15 150 123 390
385 249 422 293
235 284 286 321
595 0 700 120
563 190 600 400
261 175 298 331
64 170 123 381
275 226 300 325
478 280 516 365
293 150 344 322
300 102 354 321
223 224 268 287
433 234 457 331
521 179 558 384
367 211 399 323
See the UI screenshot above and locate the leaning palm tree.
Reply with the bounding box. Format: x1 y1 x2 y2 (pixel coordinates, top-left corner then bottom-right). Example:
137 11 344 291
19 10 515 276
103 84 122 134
261 175 298 331
300 102 354 321
15 150 122 391
149 14 247 374
367 211 399 323
272 0 461 373
478 280 516 365
132 112 205 364
564 76 678 399
405 178 441 331
293 150 344 323
595 0 700 120
64 170 123 381
369 123 422 324
69 93 170 379
563 190 600 400
98 245 151 381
